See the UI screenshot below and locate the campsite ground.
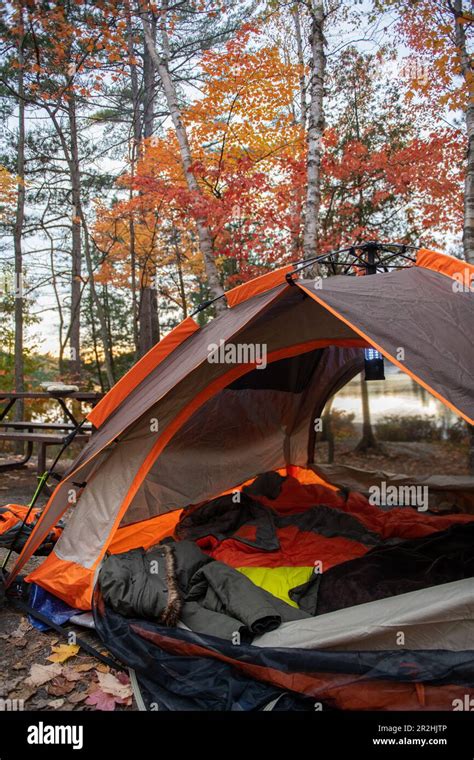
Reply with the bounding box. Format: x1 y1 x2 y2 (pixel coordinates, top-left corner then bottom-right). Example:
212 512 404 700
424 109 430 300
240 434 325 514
331 437 470 477
0 464 136 711
0 438 469 711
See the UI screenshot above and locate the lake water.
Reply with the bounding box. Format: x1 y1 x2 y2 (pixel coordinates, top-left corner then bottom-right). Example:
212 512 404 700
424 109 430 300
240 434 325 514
332 363 458 429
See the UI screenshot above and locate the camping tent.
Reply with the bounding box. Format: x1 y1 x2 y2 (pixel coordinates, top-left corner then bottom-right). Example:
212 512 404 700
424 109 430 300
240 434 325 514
7 247 474 614
6 245 474 710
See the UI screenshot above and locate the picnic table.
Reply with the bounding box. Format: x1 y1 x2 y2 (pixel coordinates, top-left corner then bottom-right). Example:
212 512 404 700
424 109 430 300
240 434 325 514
0 390 101 477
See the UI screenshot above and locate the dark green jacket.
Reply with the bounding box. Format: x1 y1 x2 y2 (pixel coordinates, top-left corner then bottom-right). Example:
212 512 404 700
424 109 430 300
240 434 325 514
98 539 307 641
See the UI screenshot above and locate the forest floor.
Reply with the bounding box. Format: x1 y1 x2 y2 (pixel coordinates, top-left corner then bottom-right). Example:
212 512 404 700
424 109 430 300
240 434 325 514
0 438 470 711
328 437 470 477
0 462 135 712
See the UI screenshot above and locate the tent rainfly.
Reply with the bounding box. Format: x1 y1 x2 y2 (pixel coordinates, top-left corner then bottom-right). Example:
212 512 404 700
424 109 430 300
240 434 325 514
7 247 474 615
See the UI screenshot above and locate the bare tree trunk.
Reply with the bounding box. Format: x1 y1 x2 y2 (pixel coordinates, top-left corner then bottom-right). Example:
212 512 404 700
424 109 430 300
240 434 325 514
138 285 159 354
464 111 474 265
103 283 116 378
13 7 25 453
290 4 307 255
292 4 307 129
139 1 225 310
14 13 25 420
453 0 474 265
126 0 141 358
322 397 335 463
173 229 188 318
68 94 82 380
129 213 140 358
80 215 115 388
453 1 474 472
143 15 155 140
302 1 325 269
46 226 65 374
138 16 161 356
469 424 474 474
355 374 385 454
89 289 105 393
46 89 114 387
176 255 188 320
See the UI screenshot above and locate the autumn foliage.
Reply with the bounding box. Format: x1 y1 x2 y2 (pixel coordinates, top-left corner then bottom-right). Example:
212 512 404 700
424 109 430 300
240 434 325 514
95 24 464 294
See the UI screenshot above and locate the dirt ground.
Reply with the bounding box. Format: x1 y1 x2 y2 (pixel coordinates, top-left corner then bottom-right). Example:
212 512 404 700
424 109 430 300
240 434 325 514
0 439 470 711
0 462 135 711
329 437 471 477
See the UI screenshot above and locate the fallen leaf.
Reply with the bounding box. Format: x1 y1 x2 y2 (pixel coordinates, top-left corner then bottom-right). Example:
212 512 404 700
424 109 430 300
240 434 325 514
25 662 62 688
61 667 83 682
9 687 37 703
47 644 80 663
85 689 116 711
9 618 32 639
68 691 89 704
27 639 50 654
0 676 23 696
48 698 65 709
33 699 52 710
46 677 76 697
73 662 96 673
115 695 132 706
97 671 132 701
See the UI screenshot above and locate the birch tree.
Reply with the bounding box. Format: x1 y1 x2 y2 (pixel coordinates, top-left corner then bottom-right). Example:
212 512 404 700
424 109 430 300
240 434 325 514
302 0 325 265
453 0 474 264
138 0 226 310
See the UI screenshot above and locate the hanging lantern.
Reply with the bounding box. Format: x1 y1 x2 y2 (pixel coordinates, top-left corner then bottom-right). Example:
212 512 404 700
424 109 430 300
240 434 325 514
364 347 385 381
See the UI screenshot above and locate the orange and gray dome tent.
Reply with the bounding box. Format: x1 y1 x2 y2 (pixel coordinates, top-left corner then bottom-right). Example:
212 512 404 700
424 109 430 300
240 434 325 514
6 247 474 613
